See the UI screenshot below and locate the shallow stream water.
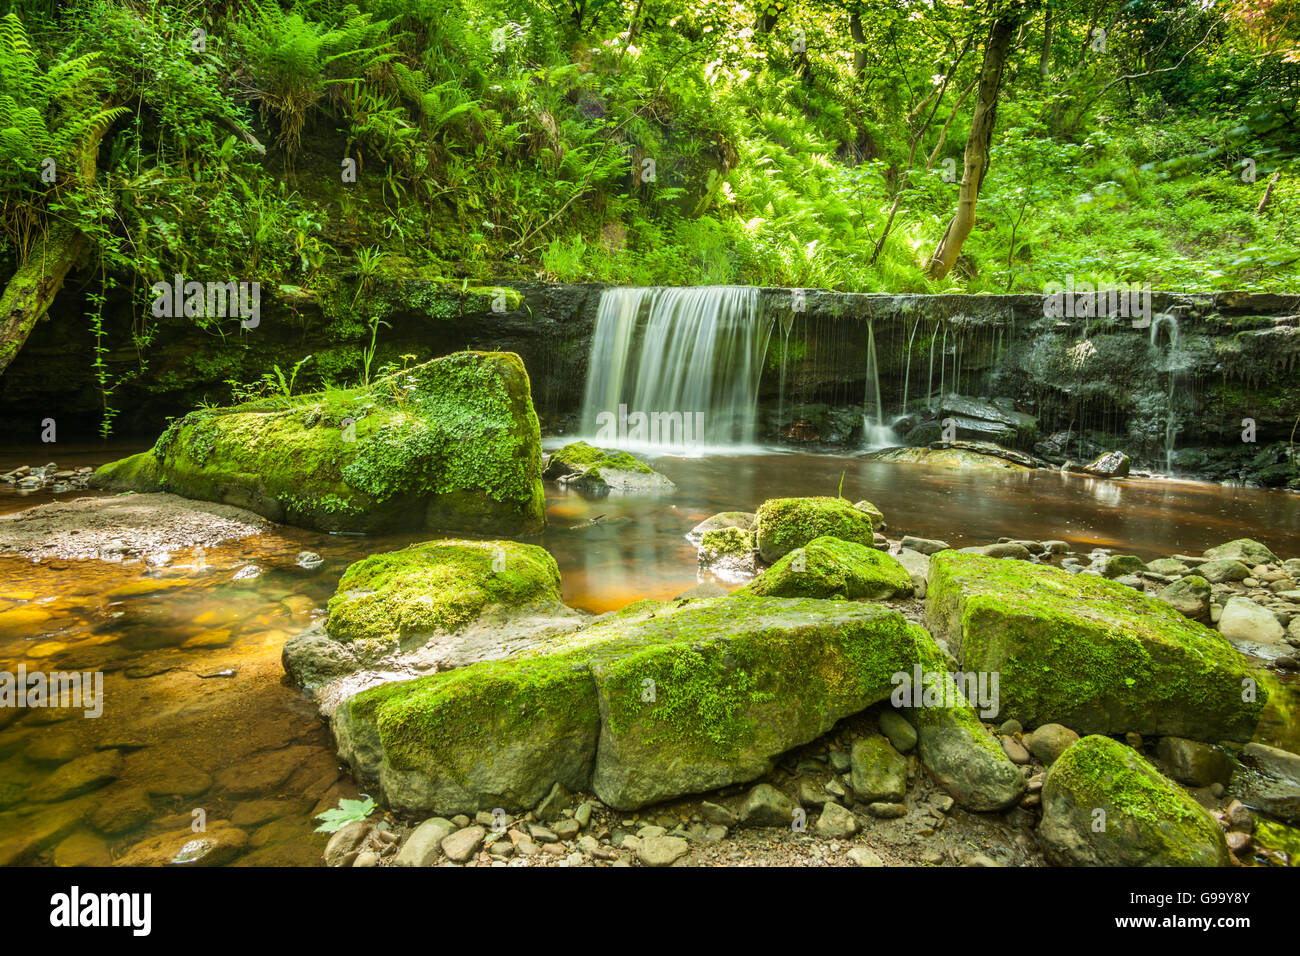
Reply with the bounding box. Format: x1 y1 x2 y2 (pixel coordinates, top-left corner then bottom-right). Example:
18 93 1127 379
2 441 1298 865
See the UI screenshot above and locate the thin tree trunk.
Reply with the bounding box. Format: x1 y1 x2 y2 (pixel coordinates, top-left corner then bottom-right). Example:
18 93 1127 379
1257 171 1281 215
926 15 1018 280
1039 7 1053 78
850 11 868 82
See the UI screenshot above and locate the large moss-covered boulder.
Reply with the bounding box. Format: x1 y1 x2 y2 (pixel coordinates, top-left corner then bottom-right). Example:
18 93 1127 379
754 497 874 563
543 441 673 494
1039 734 1230 866
926 552 1267 741
587 599 921 809
91 351 546 534
328 594 1015 815
744 536 912 600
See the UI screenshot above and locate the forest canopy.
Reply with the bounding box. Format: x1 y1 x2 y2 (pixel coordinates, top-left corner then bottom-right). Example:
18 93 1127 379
0 0 1297 425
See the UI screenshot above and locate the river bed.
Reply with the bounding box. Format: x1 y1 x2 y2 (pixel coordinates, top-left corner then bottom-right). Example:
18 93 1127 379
2 442 1298 865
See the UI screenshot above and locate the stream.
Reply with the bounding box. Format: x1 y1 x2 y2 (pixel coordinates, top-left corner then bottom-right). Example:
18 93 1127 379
2 440 1299 865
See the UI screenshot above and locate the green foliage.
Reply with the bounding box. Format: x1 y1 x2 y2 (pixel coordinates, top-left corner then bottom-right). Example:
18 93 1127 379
313 795 377 833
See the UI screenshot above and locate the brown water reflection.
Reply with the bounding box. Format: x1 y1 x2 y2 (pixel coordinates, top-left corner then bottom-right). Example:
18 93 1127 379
1 446 1297 865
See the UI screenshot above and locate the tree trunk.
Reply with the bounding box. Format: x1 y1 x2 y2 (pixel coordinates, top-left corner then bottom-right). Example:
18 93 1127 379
926 15 1018 280
0 221 87 375
1040 7 1053 78
850 11 868 82
0 114 112 376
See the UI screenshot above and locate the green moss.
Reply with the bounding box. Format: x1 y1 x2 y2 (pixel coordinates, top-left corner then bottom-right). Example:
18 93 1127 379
547 441 653 477
754 496 874 563
326 539 562 644
95 351 546 534
699 526 754 562
745 535 912 600
89 451 162 492
927 551 1267 740
1044 734 1226 865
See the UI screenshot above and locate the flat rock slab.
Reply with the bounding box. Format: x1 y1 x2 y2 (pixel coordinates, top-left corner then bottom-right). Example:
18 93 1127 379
0 493 269 561
331 595 1003 815
925 551 1267 742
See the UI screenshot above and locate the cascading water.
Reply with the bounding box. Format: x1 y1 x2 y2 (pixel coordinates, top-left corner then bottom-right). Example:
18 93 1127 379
580 287 773 451
1150 313 1185 474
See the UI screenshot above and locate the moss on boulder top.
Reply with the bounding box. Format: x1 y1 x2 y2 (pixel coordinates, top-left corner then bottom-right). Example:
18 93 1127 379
542 441 674 494
326 539 563 645
925 551 1267 741
754 496 874 563
745 536 912 600
329 594 1017 815
1039 734 1229 866
91 351 546 535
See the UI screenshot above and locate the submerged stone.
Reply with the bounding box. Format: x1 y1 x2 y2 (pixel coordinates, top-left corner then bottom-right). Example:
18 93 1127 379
925 551 1267 741
754 496 874 563
1039 735 1229 866
744 535 912 600
91 351 547 535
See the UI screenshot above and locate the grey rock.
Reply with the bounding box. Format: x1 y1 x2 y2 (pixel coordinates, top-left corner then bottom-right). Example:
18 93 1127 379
814 802 859 837
877 710 918 754
636 836 689 867
1156 737 1232 788
441 826 486 863
1025 724 1079 766
392 817 456 867
850 736 907 802
740 783 797 828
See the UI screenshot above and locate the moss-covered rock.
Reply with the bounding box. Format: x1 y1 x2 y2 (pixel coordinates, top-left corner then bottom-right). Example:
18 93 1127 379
543 441 673 494
744 536 912 600
1039 734 1230 866
925 551 1267 741
326 540 562 645
329 593 1007 814
697 526 756 580
587 598 924 809
754 496 873 563
91 351 546 535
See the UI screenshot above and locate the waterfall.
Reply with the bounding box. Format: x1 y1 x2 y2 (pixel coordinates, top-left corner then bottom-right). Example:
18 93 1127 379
580 287 773 451
1150 313 1183 474
861 318 897 447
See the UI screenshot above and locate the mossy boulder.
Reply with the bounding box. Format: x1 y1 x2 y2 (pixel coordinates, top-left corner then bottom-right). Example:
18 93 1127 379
92 351 547 535
697 527 756 580
329 594 1010 814
326 540 563 644
1039 734 1230 866
754 496 874 563
744 536 912 600
543 441 673 494
925 551 1267 742
283 539 580 692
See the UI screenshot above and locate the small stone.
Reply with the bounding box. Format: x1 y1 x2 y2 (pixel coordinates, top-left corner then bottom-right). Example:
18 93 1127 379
1025 723 1079 766
997 719 1023 736
847 847 885 867
877 710 918 754
1000 735 1030 764
739 784 796 828
552 818 581 840
814 801 859 838
636 836 689 867
441 826 486 863
866 802 906 819
700 801 737 827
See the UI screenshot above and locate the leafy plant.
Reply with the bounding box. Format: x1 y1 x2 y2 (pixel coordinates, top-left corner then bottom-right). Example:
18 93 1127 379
313 795 377 833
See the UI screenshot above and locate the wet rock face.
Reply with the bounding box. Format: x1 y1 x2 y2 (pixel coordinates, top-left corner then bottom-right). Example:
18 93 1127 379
90 351 547 536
